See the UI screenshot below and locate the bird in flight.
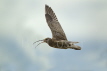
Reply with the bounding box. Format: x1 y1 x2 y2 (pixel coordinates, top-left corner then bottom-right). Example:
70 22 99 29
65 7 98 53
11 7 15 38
34 5 81 50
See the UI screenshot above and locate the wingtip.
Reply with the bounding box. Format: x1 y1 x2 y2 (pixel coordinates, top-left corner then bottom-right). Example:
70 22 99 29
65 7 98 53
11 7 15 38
45 4 49 7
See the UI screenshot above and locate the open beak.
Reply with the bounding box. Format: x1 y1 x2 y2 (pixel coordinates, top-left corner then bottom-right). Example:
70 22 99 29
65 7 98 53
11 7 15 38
33 40 43 44
35 42 44 48
33 40 44 48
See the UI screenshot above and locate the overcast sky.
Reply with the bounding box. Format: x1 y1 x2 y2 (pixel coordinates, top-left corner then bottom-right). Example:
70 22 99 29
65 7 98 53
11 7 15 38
0 0 107 71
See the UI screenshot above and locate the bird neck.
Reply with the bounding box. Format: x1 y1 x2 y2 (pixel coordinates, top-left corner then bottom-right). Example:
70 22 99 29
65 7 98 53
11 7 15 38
47 39 54 47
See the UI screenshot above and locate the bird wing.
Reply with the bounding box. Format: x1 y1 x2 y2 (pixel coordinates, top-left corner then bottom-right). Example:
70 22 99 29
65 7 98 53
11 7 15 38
45 5 67 40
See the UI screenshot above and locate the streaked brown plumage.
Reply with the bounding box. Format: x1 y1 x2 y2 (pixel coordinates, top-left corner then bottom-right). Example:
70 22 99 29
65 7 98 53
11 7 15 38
45 5 67 40
34 5 81 50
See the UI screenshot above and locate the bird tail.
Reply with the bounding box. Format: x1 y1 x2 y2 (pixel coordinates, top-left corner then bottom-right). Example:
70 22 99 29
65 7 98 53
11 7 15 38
68 44 81 50
70 41 79 44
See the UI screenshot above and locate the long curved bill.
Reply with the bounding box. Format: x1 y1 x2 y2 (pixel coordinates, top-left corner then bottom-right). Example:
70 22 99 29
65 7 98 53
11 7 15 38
33 40 43 44
35 42 44 48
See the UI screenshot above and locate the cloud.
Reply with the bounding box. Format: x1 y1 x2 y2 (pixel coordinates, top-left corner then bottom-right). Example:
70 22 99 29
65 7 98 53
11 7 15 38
0 0 54 71
0 0 107 71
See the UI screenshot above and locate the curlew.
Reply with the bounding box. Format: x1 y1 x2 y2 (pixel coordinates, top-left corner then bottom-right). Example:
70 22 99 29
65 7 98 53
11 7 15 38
34 5 81 50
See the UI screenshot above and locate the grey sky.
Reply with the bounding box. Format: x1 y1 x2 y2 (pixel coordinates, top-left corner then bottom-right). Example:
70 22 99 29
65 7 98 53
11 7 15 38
0 0 107 71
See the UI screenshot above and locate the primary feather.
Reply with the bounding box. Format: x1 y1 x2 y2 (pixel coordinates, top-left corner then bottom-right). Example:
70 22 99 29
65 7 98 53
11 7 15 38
45 5 67 40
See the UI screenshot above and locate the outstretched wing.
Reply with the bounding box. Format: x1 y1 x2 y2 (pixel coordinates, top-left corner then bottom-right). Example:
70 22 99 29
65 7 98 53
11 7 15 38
45 5 67 40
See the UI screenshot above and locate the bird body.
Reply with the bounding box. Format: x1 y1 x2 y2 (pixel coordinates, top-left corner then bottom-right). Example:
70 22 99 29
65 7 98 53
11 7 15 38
34 5 81 50
43 38 81 50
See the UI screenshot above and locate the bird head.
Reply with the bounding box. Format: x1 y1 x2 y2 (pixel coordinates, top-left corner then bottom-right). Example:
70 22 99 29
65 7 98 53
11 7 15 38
43 38 51 43
33 37 51 48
